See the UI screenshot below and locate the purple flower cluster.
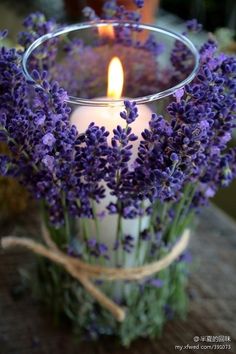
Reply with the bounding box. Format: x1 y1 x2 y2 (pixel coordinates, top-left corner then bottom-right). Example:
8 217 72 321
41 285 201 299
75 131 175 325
83 0 162 56
0 42 111 225
87 239 110 260
134 113 185 201
18 12 56 49
113 234 135 253
120 100 139 124
102 0 141 22
186 19 203 33
134 0 144 9
122 235 135 253
82 7 99 21
169 40 236 206
105 102 138 212
171 20 203 81
0 12 236 240
18 12 58 73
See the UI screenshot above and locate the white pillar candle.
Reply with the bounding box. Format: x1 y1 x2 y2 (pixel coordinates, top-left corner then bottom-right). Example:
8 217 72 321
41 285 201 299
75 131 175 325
70 57 152 157
70 57 152 266
70 101 152 159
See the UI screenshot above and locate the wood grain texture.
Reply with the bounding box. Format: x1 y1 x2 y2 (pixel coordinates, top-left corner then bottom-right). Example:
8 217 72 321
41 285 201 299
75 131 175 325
0 205 235 354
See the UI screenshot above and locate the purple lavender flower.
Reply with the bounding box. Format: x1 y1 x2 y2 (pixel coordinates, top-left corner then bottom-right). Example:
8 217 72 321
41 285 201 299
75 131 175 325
105 101 140 217
102 1 117 19
87 238 97 248
134 0 144 8
174 88 184 103
0 12 236 248
102 0 141 22
107 203 118 214
140 229 151 241
87 238 110 259
122 235 135 253
169 41 236 207
18 12 57 49
98 243 109 256
134 113 187 202
42 133 56 147
142 35 165 55
186 19 202 33
82 7 99 21
42 155 55 172
120 100 139 124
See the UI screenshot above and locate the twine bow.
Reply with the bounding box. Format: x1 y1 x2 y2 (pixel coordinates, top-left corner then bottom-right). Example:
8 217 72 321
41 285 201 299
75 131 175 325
1 226 190 321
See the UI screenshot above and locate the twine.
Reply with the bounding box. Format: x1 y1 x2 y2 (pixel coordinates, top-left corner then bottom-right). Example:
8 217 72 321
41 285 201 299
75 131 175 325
1 226 190 322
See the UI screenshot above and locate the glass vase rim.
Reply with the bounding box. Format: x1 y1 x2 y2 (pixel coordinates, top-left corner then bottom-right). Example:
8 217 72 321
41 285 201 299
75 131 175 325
22 20 200 107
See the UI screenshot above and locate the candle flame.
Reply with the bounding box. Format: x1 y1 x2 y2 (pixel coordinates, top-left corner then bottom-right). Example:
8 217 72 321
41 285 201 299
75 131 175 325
107 57 124 99
98 25 115 39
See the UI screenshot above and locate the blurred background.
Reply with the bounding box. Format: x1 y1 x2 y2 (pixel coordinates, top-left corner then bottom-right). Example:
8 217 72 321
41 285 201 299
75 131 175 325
0 0 236 219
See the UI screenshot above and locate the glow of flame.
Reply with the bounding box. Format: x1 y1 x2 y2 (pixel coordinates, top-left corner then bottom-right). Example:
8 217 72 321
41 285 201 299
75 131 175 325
107 57 124 99
98 25 115 39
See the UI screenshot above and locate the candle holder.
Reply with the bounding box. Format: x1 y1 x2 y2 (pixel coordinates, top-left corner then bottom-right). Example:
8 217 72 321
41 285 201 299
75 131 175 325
1 9 236 347
21 22 199 336
22 20 199 105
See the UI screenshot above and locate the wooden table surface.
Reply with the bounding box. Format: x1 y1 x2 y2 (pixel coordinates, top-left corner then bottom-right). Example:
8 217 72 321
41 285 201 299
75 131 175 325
0 205 236 354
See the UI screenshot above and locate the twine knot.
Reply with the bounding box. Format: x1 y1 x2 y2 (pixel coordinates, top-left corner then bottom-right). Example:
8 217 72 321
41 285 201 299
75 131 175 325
1 225 190 321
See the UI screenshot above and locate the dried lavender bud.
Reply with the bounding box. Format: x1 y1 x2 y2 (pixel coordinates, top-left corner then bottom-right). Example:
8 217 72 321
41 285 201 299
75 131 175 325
186 19 202 33
134 0 144 9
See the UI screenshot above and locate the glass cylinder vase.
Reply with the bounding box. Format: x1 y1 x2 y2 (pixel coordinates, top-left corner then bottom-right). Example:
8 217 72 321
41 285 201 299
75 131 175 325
21 20 199 345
